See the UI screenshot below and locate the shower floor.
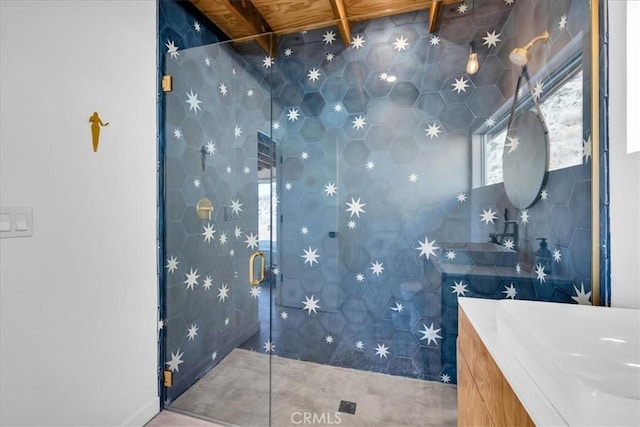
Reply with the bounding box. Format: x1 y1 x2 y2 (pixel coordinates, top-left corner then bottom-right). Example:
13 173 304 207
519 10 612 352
168 348 457 427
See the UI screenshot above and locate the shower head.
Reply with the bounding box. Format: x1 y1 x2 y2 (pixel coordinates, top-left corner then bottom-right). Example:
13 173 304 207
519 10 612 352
509 30 550 66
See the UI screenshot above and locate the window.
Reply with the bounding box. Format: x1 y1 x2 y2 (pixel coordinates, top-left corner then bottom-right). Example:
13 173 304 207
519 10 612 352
482 69 583 186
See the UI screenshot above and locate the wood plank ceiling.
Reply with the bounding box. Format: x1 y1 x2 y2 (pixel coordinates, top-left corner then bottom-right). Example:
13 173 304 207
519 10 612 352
189 0 465 57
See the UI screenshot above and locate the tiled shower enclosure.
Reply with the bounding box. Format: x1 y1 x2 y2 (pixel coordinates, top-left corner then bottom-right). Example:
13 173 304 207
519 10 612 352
159 0 599 403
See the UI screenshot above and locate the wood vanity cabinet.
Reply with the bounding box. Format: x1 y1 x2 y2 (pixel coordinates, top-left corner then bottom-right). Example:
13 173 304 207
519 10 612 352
457 307 535 427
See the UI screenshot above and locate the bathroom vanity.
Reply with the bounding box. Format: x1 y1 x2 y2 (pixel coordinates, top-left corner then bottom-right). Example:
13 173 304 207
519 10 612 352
457 298 640 426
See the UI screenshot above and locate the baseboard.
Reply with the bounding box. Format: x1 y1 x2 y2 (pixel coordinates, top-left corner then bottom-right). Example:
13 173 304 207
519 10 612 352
121 396 160 426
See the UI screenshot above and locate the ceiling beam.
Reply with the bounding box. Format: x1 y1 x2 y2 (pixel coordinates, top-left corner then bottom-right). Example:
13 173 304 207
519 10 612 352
428 0 466 33
328 0 351 47
428 0 442 33
219 0 277 57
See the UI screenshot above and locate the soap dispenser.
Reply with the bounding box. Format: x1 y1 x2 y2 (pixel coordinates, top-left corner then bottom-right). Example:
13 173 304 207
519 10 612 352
534 238 552 274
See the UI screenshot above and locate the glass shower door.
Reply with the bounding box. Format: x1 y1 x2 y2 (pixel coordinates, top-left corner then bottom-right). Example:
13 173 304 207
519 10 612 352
161 39 274 426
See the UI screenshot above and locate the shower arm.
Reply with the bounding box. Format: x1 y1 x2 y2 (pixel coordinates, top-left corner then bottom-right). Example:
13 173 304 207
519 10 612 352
522 30 549 51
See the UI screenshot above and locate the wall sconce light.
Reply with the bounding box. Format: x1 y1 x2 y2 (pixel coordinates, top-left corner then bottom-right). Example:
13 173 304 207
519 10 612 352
466 40 479 75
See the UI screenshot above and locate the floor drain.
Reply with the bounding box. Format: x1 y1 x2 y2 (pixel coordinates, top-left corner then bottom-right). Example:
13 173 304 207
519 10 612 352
338 400 357 414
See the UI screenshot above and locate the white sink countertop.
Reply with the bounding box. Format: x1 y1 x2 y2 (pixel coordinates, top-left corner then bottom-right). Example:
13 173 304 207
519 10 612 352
458 297 640 426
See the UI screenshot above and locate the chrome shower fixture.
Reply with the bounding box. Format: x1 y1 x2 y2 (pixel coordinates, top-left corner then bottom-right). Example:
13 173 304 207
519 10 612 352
509 30 550 66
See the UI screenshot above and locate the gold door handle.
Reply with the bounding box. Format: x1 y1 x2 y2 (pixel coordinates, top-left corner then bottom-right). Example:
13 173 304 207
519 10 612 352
249 251 265 286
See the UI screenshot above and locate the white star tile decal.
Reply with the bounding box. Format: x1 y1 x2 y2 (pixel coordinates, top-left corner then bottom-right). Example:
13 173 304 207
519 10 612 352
520 208 529 225
250 286 261 298
302 295 321 315
370 260 384 276
234 226 242 239
230 199 243 215
482 30 501 48
323 30 337 44
204 57 211 66
479 208 498 225
166 256 179 273
346 197 366 217
193 21 201 32
300 151 309 160
534 263 547 283
184 268 199 291
272 121 280 130
202 223 215 243
185 90 202 113
419 323 442 346
451 281 468 297
503 239 515 250
351 34 366 49
457 3 468 13
300 226 309 235
234 125 243 139
211 351 218 361
503 283 517 299
441 373 451 383
572 283 592 305
583 135 592 163
516 263 522 274
285 182 293 191
262 56 273 68
355 273 365 282
485 117 496 127
504 0 514 4
324 182 338 196
247 89 254 97
540 188 549 200
355 340 364 350
375 343 389 358
393 35 409 51
429 35 440 46
219 82 228 96
187 323 198 341
408 173 418 183
287 108 300 122
202 276 213 290
206 140 216 154
264 340 275 352
559 14 568 30
193 178 201 188
307 68 321 82
173 128 183 139
165 40 179 59
451 77 469 93
446 250 456 260
280 311 288 320
352 115 367 130
245 232 259 250
325 52 334 62
553 248 562 262
425 123 441 139
380 71 390 81
533 80 544 100
457 193 467 202
284 48 293 57
390 302 404 312
302 246 320 266
416 236 439 260
325 335 334 344
334 103 343 112
166 349 184 372
217 283 229 302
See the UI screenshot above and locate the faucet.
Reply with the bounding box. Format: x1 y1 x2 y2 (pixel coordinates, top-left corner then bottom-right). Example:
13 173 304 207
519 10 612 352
489 209 519 250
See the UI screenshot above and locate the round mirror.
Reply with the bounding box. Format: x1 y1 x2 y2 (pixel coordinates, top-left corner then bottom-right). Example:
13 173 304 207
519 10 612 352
503 110 549 208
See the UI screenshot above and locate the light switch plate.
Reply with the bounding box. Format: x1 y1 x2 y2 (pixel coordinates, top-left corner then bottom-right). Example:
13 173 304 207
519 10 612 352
0 207 33 238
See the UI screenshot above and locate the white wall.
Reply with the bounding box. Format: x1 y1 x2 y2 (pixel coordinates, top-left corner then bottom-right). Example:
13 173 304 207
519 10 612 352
609 0 640 309
0 1 159 426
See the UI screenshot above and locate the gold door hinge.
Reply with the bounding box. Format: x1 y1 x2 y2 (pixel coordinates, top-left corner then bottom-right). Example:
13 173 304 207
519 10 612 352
163 370 173 387
162 75 172 92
